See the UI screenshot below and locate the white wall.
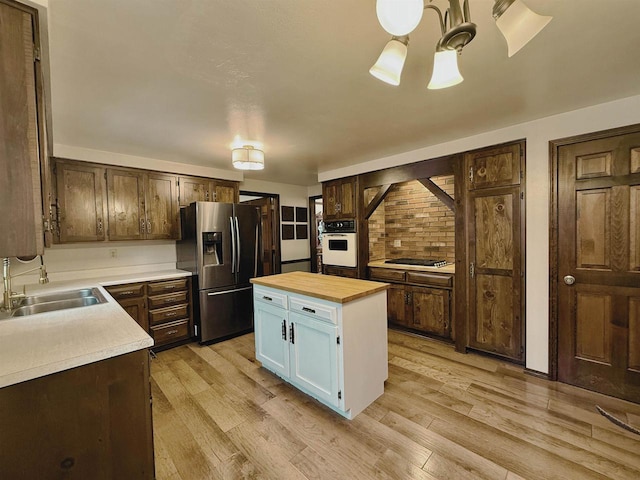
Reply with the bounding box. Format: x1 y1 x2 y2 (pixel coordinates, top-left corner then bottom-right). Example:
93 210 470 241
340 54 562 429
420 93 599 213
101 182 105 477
240 178 317 262
318 94 640 374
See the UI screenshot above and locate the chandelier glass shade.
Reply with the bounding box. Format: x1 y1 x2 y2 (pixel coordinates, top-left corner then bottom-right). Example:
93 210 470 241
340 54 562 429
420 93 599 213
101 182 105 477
427 49 463 90
370 0 552 89
232 145 264 170
369 37 409 86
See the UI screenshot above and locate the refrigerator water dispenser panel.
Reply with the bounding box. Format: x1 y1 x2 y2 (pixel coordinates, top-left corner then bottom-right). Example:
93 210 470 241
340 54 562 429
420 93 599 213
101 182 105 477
203 232 222 265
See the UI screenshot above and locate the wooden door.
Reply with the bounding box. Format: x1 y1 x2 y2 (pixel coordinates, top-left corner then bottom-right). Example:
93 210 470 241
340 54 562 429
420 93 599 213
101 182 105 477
322 180 340 220
106 168 145 240
409 286 451 338
145 172 178 240
465 142 524 362
387 284 408 326
56 161 106 242
556 130 640 402
0 1 43 257
178 176 210 206
117 296 148 332
338 179 355 218
243 196 278 276
212 180 239 203
322 178 356 220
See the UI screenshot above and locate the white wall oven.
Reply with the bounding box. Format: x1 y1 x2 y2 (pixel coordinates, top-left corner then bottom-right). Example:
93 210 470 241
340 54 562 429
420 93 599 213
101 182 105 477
321 220 357 268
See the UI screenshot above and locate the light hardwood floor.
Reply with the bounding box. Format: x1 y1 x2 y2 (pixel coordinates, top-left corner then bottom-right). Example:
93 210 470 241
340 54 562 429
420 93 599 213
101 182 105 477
151 330 640 480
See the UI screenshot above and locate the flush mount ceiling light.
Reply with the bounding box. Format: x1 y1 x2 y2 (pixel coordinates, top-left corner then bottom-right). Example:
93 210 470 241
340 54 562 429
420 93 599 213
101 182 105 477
371 0 552 89
232 145 264 170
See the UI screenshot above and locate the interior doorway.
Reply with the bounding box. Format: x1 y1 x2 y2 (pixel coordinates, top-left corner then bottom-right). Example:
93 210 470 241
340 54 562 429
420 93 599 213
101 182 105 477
308 196 323 273
550 124 640 403
240 191 281 276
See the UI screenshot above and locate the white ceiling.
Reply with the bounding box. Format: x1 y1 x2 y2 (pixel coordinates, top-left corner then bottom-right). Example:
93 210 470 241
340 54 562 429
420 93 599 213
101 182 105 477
46 0 640 186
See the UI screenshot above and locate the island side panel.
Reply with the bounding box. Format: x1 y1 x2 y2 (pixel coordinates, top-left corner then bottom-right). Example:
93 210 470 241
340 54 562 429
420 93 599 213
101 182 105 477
341 290 388 419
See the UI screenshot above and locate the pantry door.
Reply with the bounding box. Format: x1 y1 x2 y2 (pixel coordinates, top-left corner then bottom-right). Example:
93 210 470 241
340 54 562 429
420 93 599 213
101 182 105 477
554 126 640 403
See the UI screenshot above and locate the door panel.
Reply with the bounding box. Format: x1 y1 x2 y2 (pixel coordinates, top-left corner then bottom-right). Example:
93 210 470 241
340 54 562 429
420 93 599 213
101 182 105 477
145 173 177 240
107 169 145 240
468 143 521 190
234 204 260 284
199 285 253 343
254 302 289 378
179 176 209 206
410 286 450 338
288 312 339 407
467 184 523 361
387 284 407 326
557 130 640 402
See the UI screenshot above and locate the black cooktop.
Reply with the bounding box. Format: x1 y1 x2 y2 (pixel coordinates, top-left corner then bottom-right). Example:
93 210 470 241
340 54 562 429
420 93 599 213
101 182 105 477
385 258 448 267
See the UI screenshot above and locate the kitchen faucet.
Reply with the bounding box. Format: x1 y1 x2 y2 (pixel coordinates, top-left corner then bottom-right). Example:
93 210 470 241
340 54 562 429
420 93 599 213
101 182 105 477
1 257 49 312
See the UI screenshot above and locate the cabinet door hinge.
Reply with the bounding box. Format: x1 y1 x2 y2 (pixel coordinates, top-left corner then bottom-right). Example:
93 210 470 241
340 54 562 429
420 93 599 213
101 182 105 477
104 171 107 180
469 262 475 279
469 166 474 184
33 45 41 61
336 336 340 345
338 390 342 400
520 192 524 200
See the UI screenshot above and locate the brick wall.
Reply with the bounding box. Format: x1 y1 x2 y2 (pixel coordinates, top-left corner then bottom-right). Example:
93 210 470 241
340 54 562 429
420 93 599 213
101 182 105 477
368 176 455 263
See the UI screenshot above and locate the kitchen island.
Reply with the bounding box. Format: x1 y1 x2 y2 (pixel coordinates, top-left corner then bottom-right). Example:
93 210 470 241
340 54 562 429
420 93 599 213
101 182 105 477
251 271 389 419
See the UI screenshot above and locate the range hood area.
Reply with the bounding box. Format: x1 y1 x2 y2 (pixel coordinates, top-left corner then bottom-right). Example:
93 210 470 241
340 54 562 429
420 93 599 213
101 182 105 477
367 176 455 266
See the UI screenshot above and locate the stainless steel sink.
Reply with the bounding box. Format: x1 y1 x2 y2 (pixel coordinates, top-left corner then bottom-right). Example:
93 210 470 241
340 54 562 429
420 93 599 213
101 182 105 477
6 288 107 318
17 288 102 306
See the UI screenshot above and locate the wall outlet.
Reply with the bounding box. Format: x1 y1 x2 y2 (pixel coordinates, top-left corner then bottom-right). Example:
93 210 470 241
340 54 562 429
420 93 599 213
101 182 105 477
393 240 401 247
109 249 118 259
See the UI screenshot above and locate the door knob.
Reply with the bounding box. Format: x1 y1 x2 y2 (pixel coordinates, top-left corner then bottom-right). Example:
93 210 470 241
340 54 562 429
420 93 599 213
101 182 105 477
563 275 576 285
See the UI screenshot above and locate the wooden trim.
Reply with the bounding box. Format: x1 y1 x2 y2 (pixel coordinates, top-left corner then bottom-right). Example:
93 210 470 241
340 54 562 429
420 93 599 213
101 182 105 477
548 122 640 382
360 154 455 188
281 258 312 265
453 153 467 353
363 184 392 220
417 177 454 211
308 195 321 273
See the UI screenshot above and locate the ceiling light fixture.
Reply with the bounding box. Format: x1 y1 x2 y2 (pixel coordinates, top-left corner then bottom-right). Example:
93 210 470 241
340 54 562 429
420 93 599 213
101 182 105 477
232 145 264 170
371 0 552 89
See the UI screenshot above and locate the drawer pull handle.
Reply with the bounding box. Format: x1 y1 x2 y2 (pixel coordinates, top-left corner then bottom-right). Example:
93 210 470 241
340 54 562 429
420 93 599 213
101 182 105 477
263 295 273 301
121 290 135 295
302 307 316 314
163 285 176 290
165 312 177 317
166 329 178 335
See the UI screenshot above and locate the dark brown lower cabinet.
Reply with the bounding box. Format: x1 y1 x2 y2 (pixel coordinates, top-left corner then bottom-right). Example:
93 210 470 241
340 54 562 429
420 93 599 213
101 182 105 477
106 276 193 351
369 267 453 341
0 350 154 479
323 265 358 278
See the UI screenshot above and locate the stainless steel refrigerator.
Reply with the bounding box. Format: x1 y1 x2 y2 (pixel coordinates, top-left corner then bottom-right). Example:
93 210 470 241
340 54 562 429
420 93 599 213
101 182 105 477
177 202 260 343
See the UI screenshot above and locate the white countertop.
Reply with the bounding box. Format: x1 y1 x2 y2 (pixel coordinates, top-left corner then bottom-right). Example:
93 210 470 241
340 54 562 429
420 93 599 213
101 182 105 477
0 269 192 389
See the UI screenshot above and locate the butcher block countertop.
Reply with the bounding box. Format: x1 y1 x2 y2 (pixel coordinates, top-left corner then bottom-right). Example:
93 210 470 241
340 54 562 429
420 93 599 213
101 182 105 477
251 272 389 304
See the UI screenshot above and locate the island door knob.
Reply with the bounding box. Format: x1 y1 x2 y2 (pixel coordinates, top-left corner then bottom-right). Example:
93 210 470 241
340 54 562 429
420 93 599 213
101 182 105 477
563 275 576 286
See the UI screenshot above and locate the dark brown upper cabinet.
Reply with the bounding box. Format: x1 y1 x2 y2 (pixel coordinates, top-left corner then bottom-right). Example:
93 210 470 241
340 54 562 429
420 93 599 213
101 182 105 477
0 1 45 257
54 160 106 242
464 140 525 363
178 176 239 207
323 176 357 220
107 168 178 241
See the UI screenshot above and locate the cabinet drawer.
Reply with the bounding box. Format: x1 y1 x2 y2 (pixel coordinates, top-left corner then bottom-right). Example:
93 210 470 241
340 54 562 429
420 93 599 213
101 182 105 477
147 278 188 295
105 283 145 300
289 297 337 324
151 319 190 345
368 268 406 283
406 272 453 288
147 290 188 309
150 304 189 326
254 287 288 309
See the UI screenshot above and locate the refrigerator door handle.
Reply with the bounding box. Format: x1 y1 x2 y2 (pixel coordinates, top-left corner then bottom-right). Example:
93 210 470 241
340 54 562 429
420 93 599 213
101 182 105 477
229 216 236 274
207 286 253 296
235 216 241 279
254 222 259 277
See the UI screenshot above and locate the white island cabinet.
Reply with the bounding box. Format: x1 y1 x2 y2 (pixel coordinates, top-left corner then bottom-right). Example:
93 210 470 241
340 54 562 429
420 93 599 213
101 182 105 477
251 272 389 419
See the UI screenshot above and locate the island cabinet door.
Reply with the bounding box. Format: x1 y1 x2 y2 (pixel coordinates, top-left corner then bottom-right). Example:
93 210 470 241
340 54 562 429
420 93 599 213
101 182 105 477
288 311 340 408
254 302 290 378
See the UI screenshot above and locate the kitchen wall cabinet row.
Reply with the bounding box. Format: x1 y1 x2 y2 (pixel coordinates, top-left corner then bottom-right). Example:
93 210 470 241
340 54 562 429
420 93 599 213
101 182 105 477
105 276 193 350
50 158 239 243
368 267 453 341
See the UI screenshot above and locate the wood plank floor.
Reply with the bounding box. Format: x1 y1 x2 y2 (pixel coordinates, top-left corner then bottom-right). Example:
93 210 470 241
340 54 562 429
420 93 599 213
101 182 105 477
150 330 640 480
